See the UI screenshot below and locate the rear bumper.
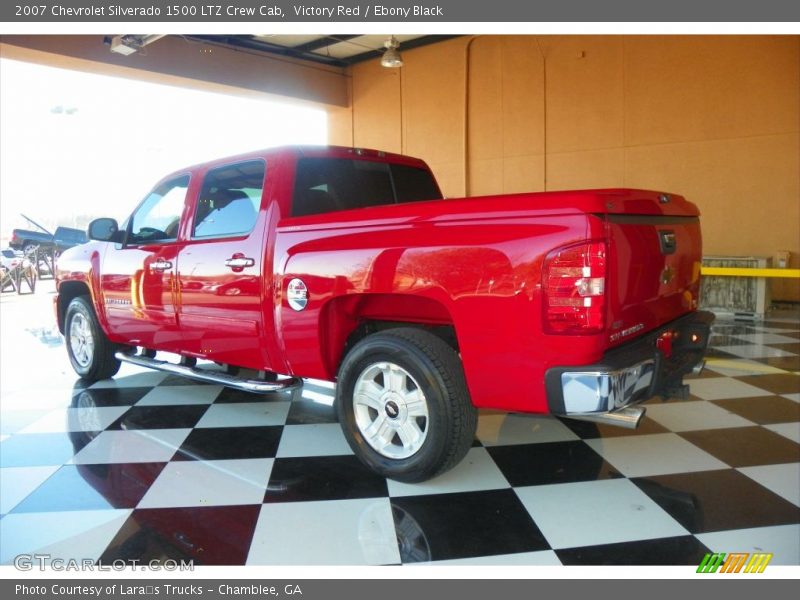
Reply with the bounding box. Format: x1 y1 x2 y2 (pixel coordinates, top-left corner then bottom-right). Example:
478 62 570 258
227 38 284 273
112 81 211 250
545 310 714 419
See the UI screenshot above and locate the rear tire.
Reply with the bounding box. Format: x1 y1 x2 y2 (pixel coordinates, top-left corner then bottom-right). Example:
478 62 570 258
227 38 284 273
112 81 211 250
336 327 477 483
65 296 121 382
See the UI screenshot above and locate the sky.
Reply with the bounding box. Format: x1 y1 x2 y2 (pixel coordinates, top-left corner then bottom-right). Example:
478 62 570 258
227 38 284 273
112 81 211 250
0 58 327 237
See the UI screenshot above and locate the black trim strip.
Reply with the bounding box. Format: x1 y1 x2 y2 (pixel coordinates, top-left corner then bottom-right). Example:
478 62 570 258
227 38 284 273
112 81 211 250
605 214 699 225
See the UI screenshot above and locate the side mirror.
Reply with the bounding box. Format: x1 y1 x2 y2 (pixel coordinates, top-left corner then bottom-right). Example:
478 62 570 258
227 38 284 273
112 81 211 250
87 218 122 242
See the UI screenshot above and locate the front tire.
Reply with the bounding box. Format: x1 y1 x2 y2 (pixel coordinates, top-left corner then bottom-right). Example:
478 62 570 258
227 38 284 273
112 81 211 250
336 328 477 483
64 296 121 382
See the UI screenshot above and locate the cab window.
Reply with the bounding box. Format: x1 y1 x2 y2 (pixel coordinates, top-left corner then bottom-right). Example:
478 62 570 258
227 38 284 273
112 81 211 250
192 160 265 239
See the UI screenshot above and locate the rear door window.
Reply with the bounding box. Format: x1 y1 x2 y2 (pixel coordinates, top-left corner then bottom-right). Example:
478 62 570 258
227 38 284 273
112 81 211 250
192 160 265 239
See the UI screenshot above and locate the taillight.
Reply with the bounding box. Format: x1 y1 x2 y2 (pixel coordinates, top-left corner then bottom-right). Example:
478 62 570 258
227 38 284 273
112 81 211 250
543 240 607 334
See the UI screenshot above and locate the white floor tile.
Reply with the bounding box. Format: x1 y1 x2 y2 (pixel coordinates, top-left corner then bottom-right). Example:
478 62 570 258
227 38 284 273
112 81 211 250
138 458 273 508
387 447 510 497
247 498 400 565
18 406 130 434
70 429 191 464
696 524 800 565
0 410 54 435
276 423 353 457
584 433 729 477
195 401 291 428
705 358 787 377
644 401 754 432
0 466 59 514
419 550 562 566
782 393 800 404
730 333 800 345
738 463 800 507
0 509 131 564
764 422 800 444
515 479 687 549
689 378 774 401
714 345 796 360
89 371 168 389
135 385 223 406
476 414 579 446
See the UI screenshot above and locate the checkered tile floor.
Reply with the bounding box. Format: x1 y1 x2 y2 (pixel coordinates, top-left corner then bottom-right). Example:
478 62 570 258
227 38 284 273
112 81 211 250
1 304 799 565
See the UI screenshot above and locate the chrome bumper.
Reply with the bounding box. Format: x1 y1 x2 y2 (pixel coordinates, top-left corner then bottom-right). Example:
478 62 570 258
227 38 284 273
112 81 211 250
560 359 656 414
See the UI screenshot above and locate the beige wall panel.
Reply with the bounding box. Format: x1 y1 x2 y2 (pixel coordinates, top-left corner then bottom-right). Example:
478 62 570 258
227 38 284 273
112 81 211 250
351 60 402 153
468 158 505 196
502 155 546 194
430 161 469 199
624 36 800 146
467 37 504 161
326 102 353 147
501 37 546 158
624 134 799 258
402 38 470 196
546 148 626 190
545 36 624 154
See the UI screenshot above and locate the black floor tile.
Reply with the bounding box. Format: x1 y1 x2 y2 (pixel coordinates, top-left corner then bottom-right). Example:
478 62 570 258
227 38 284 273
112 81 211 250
264 455 388 502
11 463 166 513
157 375 217 387
751 355 800 372
212 387 291 404
732 374 800 395
285 398 338 425
0 432 89 468
712 396 800 425
487 441 622 486
556 535 712 565
174 426 283 460
107 405 209 430
98 505 262 566
704 348 744 360
71 387 154 407
765 342 800 354
679 426 800 467
632 470 800 534
390 489 550 563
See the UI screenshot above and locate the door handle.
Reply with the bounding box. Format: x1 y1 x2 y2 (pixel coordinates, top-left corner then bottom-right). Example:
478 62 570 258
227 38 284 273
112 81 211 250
151 259 173 271
225 257 255 269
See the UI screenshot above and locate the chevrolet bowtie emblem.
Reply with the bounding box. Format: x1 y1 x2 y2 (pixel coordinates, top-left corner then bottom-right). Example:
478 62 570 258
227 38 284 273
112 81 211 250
661 266 675 284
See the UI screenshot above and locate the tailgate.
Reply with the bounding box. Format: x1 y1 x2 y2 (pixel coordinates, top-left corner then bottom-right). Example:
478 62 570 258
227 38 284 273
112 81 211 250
605 191 702 347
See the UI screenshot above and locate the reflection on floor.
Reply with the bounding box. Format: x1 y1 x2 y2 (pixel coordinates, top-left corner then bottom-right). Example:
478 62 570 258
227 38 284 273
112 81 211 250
1 291 798 565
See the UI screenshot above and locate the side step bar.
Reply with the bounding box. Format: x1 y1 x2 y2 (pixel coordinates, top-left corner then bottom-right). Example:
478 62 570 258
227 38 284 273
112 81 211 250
565 406 646 429
115 352 302 394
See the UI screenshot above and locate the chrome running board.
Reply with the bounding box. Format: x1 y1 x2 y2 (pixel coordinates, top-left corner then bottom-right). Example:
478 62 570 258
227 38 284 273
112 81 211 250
564 405 646 429
115 352 302 394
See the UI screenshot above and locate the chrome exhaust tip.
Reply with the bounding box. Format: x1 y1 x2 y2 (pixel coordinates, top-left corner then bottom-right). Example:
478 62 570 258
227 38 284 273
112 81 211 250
692 361 706 376
565 406 646 430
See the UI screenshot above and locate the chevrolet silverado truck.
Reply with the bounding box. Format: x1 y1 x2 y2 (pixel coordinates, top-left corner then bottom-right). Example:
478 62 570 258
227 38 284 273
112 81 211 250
54 145 713 482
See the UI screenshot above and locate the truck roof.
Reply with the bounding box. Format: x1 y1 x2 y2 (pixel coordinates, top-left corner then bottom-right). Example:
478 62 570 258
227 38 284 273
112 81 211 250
156 145 431 185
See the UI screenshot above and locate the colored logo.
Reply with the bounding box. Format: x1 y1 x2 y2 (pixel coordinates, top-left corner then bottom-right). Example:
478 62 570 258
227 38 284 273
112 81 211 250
697 552 773 573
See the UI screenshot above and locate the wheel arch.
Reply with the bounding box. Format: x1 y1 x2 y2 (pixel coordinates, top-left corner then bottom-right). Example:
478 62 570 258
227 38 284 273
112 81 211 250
317 293 459 379
56 280 92 333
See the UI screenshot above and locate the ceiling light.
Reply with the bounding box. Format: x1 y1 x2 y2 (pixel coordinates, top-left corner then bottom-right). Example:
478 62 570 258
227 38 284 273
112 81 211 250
107 34 166 56
381 36 403 68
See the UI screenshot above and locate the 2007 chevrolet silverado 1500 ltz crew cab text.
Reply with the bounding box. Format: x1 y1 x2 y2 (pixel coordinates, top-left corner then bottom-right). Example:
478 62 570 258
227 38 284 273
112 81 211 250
55 146 713 482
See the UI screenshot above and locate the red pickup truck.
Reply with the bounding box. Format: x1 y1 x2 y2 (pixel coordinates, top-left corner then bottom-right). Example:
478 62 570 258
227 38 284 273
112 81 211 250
55 145 712 482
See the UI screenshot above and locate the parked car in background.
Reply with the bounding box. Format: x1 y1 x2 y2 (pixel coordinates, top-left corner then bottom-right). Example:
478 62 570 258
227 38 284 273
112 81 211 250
9 215 87 255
